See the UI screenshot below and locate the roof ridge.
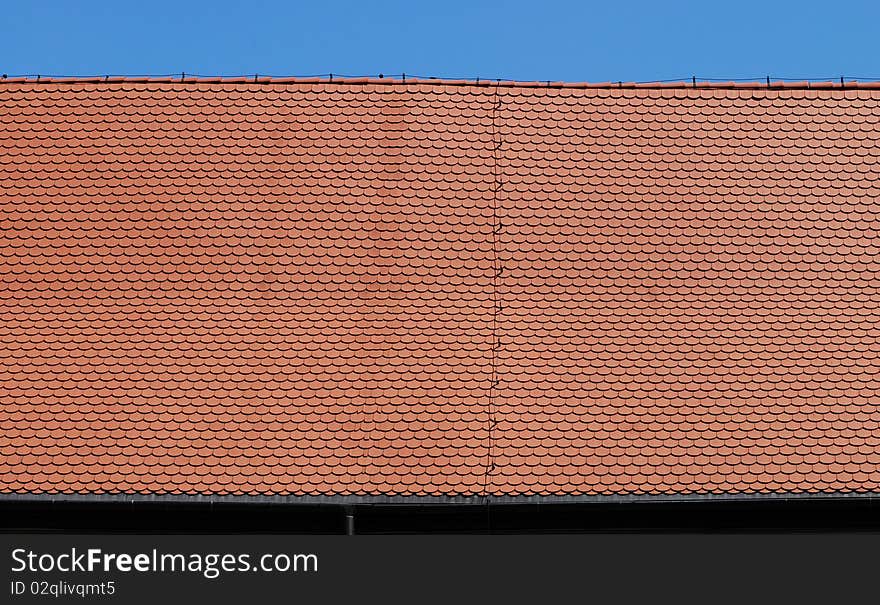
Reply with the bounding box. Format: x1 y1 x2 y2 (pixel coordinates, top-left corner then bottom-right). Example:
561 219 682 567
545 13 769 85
3 74 880 90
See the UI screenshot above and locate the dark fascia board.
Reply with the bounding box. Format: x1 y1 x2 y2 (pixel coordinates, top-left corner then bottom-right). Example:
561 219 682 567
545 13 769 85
2 491 880 506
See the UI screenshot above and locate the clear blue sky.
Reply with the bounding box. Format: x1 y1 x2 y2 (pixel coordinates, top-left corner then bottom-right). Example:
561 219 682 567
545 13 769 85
3 0 879 83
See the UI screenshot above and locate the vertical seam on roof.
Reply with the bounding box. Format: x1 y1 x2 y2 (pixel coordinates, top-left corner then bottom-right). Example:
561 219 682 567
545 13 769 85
483 83 504 502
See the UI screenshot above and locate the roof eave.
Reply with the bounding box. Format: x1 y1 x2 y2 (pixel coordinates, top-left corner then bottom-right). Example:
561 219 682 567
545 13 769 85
2 491 879 506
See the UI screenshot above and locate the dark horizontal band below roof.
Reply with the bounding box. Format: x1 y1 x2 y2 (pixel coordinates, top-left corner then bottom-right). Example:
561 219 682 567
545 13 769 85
3 491 880 506
2 75 880 91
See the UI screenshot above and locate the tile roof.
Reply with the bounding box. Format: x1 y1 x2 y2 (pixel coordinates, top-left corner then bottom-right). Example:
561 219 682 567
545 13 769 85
2 79 880 499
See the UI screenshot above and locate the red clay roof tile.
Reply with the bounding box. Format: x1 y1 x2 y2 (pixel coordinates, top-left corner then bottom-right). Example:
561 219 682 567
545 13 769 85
1 80 880 499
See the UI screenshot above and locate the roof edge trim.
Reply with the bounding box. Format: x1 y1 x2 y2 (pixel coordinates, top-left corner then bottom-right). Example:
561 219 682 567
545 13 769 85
2 491 879 506
2 76 880 91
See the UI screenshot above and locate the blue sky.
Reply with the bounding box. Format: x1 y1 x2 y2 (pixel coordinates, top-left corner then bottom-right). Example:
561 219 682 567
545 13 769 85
3 0 879 83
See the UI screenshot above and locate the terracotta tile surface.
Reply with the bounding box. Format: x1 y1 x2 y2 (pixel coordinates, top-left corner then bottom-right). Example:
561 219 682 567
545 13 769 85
1 80 880 497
